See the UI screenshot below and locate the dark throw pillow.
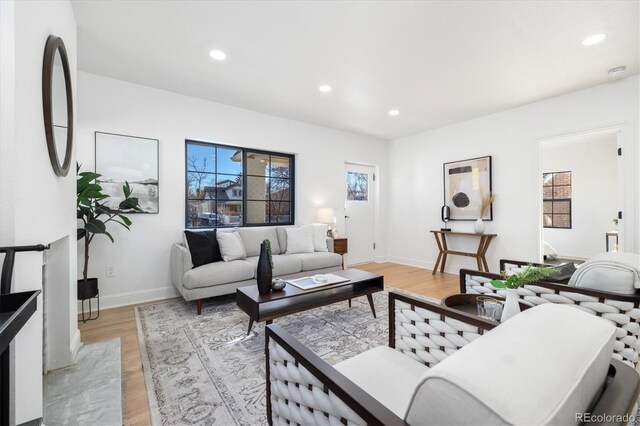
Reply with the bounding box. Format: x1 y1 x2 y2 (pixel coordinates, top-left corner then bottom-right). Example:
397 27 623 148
184 230 222 268
545 262 577 283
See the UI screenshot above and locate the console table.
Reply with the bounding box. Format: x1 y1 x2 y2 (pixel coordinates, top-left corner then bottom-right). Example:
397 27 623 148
430 230 497 274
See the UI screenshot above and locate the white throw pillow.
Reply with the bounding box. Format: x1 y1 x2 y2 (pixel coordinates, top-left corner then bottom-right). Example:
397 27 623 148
216 231 247 262
286 225 314 254
312 225 329 252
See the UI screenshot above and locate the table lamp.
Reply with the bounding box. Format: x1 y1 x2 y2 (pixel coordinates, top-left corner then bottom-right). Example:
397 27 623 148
316 207 337 237
441 205 451 231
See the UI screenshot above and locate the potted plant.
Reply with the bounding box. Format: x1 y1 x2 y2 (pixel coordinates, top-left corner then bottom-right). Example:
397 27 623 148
490 264 558 321
77 164 142 301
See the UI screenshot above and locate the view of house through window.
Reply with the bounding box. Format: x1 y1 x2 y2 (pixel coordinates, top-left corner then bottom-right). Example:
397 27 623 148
346 172 369 202
186 141 294 228
543 171 572 229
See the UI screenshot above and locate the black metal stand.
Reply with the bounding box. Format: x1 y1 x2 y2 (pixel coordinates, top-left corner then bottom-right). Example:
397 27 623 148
79 290 100 323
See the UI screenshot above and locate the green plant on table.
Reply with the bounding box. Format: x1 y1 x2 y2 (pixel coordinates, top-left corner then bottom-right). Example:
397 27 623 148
490 264 559 289
263 239 274 268
77 164 142 284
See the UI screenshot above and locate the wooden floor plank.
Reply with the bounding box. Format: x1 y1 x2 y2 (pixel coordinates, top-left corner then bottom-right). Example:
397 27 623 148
78 262 458 425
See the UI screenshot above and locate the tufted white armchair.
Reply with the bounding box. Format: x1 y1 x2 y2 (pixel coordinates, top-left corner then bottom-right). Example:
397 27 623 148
265 291 639 425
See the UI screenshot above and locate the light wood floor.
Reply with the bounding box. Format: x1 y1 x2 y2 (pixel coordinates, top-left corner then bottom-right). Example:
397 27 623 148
78 262 459 425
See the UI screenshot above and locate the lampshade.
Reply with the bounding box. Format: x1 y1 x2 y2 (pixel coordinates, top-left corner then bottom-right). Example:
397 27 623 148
316 207 336 224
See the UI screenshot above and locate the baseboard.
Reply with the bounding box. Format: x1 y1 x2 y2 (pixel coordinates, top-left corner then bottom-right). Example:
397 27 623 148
77 286 179 311
386 256 434 270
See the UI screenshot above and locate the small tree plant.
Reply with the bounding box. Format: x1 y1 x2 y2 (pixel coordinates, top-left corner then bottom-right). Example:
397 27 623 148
77 164 142 285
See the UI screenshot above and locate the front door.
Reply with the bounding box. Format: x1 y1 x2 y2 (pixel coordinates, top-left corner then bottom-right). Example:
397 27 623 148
344 163 376 266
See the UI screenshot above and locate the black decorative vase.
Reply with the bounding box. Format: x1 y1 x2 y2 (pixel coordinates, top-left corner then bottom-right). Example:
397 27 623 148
256 243 272 296
77 278 99 300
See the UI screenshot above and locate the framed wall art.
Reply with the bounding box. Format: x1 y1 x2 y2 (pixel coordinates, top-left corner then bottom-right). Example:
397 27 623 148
443 155 492 221
95 131 159 214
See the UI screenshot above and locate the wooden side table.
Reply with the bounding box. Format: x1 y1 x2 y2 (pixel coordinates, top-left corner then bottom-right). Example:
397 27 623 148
430 230 496 274
333 237 348 269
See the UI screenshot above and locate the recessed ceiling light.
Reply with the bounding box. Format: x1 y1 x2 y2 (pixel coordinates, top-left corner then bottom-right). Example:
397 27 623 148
318 85 332 93
388 110 400 116
209 49 227 61
608 65 627 77
582 33 607 46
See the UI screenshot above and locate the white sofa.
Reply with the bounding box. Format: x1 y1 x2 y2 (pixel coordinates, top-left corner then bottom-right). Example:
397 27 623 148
171 226 343 313
266 291 640 425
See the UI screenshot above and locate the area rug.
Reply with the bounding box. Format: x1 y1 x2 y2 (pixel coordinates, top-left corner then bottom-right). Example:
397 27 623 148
136 292 420 425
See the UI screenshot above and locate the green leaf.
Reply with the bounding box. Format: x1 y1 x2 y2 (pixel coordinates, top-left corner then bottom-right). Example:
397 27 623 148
122 181 132 198
103 230 114 243
119 197 141 211
118 215 132 226
85 219 106 234
77 228 86 240
490 279 506 289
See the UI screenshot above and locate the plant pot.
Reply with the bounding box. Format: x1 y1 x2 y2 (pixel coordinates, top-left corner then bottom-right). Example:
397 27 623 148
473 218 485 234
256 243 272 296
77 278 99 301
500 288 521 322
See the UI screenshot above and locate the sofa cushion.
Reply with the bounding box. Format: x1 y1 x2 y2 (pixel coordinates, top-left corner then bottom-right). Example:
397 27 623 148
275 227 291 253
237 227 281 257
312 225 329 252
334 346 428 418
183 260 254 289
285 225 314 254
405 303 615 425
245 255 302 277
290 252 342 271
216 231 247 262
568 252 640 295
183 230 222 267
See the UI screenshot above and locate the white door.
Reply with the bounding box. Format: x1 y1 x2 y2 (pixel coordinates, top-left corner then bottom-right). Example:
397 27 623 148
344 163 376 265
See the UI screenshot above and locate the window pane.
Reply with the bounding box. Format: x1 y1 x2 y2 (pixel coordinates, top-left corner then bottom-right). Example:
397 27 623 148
270 178 290 201
553 200 570 214
542 173 553 187
270 155 291 178
186 200 216 228
247 200 268 224
187 173 216 199
543 213 553 227
217 146 242 175
216 174 241 187
553 186 571 198
187 144 215 173
543 201 552 214
553 172 571 186
269 201 290 224
347 172 368 201
553 214 570 228
543 187 553 198
246 152 269 176
217 201 242 226
247 176 268 200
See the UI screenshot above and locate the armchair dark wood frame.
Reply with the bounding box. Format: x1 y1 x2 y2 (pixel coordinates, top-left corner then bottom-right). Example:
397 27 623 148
265 290 640 425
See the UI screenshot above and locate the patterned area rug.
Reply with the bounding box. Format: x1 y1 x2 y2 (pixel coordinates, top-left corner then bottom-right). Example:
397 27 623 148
136 291 411 425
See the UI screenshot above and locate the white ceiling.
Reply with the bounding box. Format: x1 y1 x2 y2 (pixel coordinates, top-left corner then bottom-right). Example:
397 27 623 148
72 1 639 140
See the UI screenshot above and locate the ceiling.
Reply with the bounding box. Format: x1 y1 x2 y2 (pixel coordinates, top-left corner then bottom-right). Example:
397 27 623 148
72 1 639 140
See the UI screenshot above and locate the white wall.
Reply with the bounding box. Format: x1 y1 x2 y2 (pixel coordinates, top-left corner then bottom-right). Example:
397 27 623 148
0 0 78 423
541 132 618 258
387 76 639 273
76 72 388 308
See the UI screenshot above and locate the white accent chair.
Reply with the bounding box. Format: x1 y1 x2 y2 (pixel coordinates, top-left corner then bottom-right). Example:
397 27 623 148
265 291 639 425
463 262 640 368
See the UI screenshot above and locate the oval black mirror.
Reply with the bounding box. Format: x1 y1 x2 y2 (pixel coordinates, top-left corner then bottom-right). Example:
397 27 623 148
42 35 73 177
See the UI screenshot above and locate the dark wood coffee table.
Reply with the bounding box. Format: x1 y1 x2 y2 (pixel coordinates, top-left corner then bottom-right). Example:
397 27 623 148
236 269 384 335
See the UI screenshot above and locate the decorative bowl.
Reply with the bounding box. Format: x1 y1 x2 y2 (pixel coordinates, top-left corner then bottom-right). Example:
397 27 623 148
271 278 286 291
312 274 329 284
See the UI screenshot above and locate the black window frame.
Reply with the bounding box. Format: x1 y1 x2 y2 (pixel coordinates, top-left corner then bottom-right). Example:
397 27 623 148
185 140 295 229
542 171 572 229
